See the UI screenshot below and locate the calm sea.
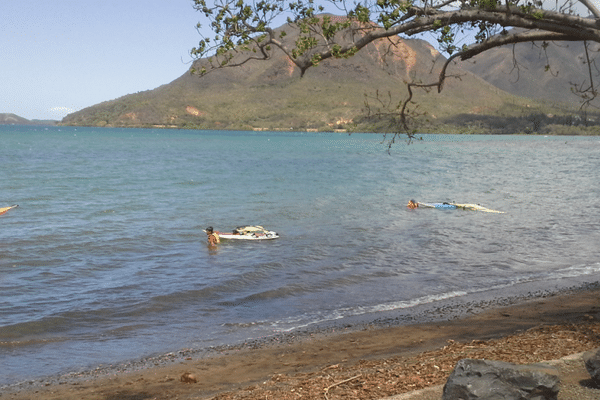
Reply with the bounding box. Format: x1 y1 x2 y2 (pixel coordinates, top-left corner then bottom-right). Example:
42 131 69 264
1 125 599 386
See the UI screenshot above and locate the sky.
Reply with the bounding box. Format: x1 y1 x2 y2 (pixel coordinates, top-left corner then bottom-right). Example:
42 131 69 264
2 0 203 120
3 1 598 121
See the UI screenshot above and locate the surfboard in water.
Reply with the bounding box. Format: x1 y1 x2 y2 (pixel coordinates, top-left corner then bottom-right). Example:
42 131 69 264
451 203 505 213
0 205 18 215
419 202 457 210
417 202 504 213
204 225 279 240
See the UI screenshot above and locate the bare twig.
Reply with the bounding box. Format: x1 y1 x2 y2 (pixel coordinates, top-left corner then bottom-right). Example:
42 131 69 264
323 374 362 400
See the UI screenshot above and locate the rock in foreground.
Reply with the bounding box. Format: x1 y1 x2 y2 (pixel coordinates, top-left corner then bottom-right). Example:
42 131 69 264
583 347 600 384
442 358 560 400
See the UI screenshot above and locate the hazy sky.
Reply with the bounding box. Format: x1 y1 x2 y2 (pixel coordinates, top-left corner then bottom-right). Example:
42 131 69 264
2 0 202 120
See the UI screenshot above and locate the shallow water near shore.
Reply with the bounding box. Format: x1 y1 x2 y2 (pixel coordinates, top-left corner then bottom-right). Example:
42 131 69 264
1 125 600 386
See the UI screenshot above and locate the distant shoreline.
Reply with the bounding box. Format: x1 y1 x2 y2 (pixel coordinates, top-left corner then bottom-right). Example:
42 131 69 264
53 122 600 135
3 114 600 135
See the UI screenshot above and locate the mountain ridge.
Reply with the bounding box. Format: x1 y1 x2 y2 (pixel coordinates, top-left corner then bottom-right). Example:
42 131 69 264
59 20 599 134
460 31 600 110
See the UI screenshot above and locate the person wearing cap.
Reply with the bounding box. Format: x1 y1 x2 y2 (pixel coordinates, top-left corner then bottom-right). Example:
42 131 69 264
205 226 220 246
407 199 419 209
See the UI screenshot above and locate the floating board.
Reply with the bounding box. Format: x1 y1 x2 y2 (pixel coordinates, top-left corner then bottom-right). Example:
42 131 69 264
419 202 457 210
0 204 18 215
451 203 505 213
204 225 279 240
418 202 504 213
217 231 279 240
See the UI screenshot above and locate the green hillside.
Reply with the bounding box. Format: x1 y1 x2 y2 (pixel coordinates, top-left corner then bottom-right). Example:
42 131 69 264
61 21 599 135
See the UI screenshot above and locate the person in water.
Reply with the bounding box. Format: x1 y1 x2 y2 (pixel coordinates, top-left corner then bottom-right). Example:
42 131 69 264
205 226 220 246
407 199 419 209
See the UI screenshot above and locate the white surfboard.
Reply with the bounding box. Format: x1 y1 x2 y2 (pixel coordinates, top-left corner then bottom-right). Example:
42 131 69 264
204 225 279 240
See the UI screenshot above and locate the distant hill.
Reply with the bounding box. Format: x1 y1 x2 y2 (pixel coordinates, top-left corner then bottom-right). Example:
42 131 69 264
459 30 600 110
61 19 598 134
0 113 57 125
1 113 32 125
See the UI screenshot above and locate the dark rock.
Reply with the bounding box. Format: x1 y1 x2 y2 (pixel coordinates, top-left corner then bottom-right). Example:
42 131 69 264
583 347 600 384
442 358 560 400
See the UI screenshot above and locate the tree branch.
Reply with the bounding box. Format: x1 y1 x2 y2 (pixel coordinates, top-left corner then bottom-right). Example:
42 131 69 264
283 8 600 71
577 0 600 18
459 31 577 61
192 0 600 140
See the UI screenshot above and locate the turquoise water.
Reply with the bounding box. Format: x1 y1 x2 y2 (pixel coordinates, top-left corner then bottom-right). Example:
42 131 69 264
1 125 600 385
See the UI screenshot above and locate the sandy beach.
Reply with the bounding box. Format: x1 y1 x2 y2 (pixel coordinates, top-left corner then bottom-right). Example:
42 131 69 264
5 285 600 400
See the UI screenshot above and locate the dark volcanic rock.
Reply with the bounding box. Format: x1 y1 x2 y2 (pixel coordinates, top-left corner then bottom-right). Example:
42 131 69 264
583 347 600 384
442 358 560 400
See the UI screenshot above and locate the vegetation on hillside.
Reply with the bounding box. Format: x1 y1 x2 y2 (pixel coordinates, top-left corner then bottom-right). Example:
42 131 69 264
60 20 600 135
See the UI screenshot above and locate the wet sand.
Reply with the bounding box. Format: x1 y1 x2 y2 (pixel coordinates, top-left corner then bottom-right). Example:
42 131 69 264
4 284 600 400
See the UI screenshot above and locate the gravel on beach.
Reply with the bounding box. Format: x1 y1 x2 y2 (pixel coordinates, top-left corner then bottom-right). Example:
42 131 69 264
5 286 600 400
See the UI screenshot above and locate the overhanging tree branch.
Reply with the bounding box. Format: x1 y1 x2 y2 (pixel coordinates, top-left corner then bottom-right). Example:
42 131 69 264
191 0 600 136
577 0 600 18
192 0 600 72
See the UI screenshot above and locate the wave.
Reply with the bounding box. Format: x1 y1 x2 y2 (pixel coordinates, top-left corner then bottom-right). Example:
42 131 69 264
265 261 600 333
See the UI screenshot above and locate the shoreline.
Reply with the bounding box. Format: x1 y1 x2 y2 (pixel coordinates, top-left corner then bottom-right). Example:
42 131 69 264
9 122 600 136
5 282 600 400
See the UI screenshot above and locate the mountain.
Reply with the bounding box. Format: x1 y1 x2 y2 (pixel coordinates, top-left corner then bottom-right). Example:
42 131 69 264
0 113 57 125
61 19 593 134
0 113 30 125
459 30 600 110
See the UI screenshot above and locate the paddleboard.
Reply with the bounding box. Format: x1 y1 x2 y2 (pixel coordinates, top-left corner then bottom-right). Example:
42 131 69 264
204 225 279 240
451 203 505 213
417 202 504 213
419 202 457 210
0 205 18 215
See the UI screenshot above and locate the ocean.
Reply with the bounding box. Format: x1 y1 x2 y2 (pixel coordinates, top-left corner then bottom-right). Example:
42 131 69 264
1 125 599 386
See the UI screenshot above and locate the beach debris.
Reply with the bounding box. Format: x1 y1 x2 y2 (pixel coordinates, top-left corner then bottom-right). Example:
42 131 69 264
583 347 600 384
323 374 361 400
172 323 600 400
442 358 560 400
180 372 198 384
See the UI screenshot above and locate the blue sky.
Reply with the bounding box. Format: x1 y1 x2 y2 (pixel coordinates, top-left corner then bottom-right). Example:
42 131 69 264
2 0 202 120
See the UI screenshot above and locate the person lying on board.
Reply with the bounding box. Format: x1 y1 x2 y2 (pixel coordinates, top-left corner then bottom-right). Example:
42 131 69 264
205 226 220 246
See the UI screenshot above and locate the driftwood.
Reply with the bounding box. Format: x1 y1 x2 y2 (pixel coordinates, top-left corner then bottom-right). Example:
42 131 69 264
323 374 362 400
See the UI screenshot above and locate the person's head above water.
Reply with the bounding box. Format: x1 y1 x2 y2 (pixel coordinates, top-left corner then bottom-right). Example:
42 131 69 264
407 200 418 209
